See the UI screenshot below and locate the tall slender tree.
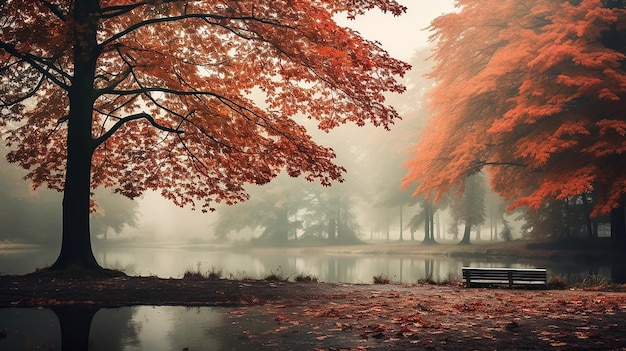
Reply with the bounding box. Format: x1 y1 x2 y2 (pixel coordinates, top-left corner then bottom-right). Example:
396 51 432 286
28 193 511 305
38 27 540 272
1 0 409 271
361 48 433 240
448 173 486 245
406 198 437 244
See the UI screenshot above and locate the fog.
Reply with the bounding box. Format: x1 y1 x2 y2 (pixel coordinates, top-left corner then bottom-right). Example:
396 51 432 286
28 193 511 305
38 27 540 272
0 0 554 276
0 0 526 249
4 3 626 351
95 0 460 246
0 0 529 279
334 1 457 60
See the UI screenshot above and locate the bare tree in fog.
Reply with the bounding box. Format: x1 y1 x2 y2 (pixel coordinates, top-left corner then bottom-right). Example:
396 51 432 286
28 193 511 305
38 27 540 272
299 184 362 244
406 198 438 244
485 189 508 241
90 189 140 242
212 175 304 245
212 173 362 245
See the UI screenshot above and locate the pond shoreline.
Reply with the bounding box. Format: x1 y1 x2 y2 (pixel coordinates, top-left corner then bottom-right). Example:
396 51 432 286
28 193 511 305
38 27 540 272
236 239 625 265
2 238 626 350
3 238 619 260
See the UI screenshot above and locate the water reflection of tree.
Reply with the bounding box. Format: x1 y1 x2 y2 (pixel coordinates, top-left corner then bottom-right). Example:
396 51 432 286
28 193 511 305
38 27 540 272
51 306 139 351
160 307 226 350
91 307 141 350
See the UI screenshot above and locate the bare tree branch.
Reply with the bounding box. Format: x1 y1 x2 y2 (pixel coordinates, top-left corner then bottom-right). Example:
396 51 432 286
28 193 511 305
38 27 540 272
0 42 71 90
99 12 293 49
95 66 132 94
0 72 45 107
98 3 145 18
40 0 67 21
93 112 182 149
98 0 184 18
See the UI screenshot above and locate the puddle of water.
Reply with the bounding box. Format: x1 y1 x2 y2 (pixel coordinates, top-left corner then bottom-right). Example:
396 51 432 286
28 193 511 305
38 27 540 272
0 305 344 351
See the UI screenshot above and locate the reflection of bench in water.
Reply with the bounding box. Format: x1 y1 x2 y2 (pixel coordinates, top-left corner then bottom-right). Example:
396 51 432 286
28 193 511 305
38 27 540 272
462 267 547 288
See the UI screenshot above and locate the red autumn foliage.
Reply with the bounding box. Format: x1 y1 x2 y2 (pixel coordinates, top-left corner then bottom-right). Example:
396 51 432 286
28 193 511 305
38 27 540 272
403 0 626 217
0 0 409 270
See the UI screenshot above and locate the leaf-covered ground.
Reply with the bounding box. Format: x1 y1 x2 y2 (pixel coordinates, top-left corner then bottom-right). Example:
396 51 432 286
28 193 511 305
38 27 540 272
1 273 626 350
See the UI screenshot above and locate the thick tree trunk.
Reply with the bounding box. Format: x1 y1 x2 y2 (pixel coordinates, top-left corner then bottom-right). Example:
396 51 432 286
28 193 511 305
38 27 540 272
51 134 99 270
50 0 101 271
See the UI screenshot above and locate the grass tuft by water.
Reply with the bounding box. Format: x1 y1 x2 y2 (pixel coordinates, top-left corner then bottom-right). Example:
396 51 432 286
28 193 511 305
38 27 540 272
295 272 319 282
264 266 289 282
183 262 223 280
373 274 391 284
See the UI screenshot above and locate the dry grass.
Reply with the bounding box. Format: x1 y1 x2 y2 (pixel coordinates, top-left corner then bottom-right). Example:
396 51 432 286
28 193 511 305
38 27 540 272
373 274 391 284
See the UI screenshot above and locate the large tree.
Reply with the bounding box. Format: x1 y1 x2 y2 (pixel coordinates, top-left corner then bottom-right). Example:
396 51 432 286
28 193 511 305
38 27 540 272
0 0 409 271
403 0 626 245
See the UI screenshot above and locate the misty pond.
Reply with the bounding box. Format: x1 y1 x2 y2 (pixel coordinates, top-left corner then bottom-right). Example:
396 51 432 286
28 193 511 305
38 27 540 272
0 305 312 351
0 244 616 350
0 244 609 283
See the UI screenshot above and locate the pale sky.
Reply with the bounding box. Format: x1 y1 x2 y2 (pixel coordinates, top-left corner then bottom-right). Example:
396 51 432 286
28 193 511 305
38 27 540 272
337 0 456 61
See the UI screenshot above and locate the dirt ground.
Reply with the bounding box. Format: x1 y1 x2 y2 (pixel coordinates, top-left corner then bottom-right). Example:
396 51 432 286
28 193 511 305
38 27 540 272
2 272 626 350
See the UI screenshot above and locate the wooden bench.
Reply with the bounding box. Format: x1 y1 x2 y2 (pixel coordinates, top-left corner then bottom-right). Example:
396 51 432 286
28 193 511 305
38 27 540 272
462 267 547 288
